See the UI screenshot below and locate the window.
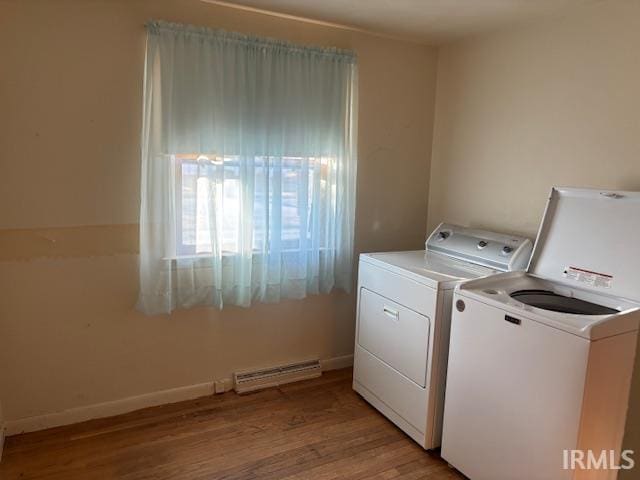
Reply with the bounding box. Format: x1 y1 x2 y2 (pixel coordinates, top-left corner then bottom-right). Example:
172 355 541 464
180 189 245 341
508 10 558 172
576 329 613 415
138 20 357 314
173 154 334 257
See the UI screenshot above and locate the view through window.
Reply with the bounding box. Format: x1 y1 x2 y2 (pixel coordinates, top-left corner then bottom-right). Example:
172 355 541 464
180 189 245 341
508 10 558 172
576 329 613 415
174 154 333 257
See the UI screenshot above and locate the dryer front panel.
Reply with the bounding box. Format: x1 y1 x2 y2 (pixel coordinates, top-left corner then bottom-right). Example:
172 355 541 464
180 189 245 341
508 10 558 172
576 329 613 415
358 287 431 387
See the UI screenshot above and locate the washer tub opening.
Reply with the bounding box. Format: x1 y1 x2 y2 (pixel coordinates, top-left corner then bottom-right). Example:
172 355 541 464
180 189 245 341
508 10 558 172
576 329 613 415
509 290 618 315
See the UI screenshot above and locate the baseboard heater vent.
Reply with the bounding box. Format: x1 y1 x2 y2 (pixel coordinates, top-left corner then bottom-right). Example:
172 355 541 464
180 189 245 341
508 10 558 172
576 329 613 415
234 359 322 394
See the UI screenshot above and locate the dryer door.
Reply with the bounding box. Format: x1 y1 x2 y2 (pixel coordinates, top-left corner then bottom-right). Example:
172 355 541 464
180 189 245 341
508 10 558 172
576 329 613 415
358 287 430 387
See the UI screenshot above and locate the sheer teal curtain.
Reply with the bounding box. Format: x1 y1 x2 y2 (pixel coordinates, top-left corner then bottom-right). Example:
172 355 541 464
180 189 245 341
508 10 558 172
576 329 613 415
138 21 358 315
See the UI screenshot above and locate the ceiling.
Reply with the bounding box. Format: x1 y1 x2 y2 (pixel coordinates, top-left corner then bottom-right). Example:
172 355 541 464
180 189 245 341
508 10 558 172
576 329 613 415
211 0 598 44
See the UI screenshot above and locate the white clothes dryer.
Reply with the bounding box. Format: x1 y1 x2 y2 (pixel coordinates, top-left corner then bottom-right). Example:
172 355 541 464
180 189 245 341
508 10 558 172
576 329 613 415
353 223 533 449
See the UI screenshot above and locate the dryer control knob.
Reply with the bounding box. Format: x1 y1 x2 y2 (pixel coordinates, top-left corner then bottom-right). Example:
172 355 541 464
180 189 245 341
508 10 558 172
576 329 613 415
502 246 513 254
456 300 465 312
477 240 488 249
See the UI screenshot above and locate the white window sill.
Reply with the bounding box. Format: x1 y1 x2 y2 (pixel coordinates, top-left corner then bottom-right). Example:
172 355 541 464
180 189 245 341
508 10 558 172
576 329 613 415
163 248 333 261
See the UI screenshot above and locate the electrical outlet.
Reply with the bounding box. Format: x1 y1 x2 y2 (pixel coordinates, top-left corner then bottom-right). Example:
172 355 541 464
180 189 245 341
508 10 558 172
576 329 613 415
213 378 232 394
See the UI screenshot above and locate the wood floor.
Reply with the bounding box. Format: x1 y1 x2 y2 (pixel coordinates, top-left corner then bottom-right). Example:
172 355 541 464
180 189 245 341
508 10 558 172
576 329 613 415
0 369 464 479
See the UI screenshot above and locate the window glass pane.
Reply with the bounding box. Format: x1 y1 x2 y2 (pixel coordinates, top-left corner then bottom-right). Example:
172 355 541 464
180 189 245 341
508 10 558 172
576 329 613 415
221 178 240 253
282 157 300 250
181 162 198 250
195 176 212 253
176 155 335 256
253 156 267 251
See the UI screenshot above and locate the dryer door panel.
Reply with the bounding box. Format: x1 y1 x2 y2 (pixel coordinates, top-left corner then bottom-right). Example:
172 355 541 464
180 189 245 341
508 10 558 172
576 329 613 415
358 287 430 387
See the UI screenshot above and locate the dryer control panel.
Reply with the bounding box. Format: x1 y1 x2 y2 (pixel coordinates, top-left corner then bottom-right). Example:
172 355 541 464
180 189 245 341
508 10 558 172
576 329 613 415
426 223 532 272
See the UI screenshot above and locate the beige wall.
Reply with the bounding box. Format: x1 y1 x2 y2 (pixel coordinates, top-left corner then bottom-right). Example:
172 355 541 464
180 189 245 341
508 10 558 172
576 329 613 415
0 0 437 421
428 0 640 237
427 0 640 466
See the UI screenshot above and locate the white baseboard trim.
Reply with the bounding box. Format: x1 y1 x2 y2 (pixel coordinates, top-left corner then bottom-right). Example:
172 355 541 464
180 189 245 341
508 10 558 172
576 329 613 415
320 354 354 372
5 354 354 436
1 399 5 462
6 381 215 436
0 422 5 462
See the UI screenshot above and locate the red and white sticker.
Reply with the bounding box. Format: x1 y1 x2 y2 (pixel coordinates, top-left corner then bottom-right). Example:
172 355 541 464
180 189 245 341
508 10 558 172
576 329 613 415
563 266 613 288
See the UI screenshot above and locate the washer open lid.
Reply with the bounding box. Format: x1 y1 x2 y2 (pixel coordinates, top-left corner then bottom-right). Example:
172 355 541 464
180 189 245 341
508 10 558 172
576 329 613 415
528 187 640 302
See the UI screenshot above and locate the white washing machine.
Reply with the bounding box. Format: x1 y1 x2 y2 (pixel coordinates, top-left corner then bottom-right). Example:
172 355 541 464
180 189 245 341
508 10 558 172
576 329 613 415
353 223 533 449
442 187 640 480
